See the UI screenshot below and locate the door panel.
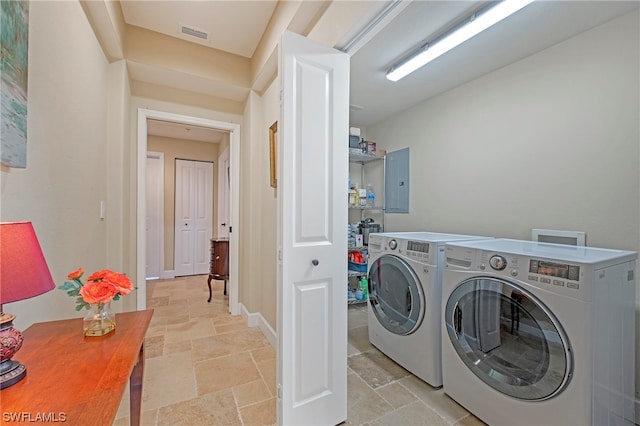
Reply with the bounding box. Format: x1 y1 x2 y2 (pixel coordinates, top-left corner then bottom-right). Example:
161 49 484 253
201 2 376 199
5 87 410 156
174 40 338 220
175 159 213 276
146 152 163 279
218 147 230 239
175 160 194 276
278 30 349 425
194 163 213 274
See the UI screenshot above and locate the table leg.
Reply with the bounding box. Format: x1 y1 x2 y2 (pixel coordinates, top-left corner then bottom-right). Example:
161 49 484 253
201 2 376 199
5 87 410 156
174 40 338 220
130 344 144 426
207 275 213 303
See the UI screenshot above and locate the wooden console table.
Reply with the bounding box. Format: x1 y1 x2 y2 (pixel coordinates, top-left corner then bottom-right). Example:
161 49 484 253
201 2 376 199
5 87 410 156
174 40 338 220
0 309 153 426
208 238 229 302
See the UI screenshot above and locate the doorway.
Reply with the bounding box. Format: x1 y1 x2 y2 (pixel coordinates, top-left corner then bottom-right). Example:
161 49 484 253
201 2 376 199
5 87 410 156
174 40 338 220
136 108 241 315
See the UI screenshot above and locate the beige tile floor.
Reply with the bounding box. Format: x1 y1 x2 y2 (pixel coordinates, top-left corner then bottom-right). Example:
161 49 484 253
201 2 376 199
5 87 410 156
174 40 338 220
114 275 485 425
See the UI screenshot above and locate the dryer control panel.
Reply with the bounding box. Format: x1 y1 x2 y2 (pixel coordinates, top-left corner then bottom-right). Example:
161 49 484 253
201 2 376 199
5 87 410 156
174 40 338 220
381 238 433 263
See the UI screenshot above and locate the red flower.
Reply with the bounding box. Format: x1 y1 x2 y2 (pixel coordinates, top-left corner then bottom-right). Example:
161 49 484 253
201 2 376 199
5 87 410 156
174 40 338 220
60 268 135 310
67 267 84 280
79 280 119 304
87 270 133 296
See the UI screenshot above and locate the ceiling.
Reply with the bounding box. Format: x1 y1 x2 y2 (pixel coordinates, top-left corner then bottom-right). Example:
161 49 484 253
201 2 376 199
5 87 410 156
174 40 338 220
123 0 639 140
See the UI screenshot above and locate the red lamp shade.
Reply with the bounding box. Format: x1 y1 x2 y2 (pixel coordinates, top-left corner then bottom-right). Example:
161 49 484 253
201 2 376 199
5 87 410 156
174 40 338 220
1 222 55 304
0 222 55 389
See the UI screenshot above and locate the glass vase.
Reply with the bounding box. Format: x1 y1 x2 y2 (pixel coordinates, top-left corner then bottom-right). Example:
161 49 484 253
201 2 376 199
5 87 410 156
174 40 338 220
83 301 116 337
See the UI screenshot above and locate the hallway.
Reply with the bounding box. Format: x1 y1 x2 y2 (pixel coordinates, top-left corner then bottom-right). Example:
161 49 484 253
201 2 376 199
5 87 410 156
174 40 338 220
114 276 276 425
113 275 483 425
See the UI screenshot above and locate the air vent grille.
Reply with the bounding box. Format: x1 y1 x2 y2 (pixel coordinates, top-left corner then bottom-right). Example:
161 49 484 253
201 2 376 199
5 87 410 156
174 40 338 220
180 24 208 40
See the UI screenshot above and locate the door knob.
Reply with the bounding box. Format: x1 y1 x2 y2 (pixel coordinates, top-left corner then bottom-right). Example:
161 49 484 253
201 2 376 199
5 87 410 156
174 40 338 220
312 259 319 266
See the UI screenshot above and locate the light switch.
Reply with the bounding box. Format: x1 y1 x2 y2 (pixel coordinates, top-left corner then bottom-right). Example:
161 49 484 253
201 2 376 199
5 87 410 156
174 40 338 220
100 201 105 220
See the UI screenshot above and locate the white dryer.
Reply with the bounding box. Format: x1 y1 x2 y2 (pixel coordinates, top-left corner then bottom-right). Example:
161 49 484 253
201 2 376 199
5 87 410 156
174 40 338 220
367 232 491 387
442 239 637 426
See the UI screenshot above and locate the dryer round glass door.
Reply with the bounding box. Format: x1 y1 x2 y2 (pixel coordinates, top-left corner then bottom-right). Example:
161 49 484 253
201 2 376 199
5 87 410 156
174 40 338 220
444 277 573 400
368 255 425 335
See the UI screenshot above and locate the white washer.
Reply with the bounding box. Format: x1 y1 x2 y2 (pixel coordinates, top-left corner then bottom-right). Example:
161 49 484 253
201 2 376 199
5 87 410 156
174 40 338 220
367 232 491 387
442 239 637 426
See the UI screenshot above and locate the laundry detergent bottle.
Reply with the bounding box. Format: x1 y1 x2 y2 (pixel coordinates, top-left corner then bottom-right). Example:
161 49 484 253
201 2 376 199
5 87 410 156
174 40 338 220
360 276 368 299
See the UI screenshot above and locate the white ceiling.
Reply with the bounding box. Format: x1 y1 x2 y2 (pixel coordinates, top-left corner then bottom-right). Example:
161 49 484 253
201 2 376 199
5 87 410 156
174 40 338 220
120 0 639 139
349 0 639 127
120 0 278 58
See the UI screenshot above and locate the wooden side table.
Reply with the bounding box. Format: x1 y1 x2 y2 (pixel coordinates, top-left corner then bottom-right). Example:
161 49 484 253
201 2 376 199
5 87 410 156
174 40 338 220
208 238 229 302
0 309 153 426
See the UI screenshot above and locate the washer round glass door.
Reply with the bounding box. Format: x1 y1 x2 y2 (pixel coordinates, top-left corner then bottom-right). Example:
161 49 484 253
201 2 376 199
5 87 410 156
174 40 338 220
444 277 572 400
368 254 424 335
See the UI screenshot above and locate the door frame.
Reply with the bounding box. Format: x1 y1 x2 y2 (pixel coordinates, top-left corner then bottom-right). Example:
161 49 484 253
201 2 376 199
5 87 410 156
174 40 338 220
136 108 241 315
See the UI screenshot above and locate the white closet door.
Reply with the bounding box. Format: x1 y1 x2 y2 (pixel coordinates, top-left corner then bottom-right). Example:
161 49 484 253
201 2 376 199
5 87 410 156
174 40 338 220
278 30 349 426
217 147 230 239
146 152 164 279
175 159 213 276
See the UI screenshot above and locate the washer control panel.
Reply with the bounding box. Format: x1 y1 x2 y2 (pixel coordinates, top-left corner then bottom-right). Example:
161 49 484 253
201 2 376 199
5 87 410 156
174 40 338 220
445 245 590 300
489 255 507 271
481 250 582 292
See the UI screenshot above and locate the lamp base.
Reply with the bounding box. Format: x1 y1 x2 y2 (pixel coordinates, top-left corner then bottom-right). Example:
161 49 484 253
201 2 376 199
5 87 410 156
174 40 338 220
0 360 26 389
0 312 27 389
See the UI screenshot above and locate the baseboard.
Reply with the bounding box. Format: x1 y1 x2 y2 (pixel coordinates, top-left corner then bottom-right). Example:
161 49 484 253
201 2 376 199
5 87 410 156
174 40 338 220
239 303 277 348
160 270 175 279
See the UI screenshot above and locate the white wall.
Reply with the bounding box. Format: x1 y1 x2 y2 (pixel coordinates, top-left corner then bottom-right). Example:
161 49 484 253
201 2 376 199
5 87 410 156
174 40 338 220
0 1 122 328
366 9 640 403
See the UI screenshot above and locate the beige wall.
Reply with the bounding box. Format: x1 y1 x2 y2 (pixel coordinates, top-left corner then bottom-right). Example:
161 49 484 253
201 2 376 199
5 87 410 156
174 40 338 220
0 1 133 329
238 78 278 329
259 80 279 329
367 11 639 252
147 135 219 270
366 10 640 399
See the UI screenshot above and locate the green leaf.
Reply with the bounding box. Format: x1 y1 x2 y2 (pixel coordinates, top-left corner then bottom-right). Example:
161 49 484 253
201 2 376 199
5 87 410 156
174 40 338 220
58 282 73 291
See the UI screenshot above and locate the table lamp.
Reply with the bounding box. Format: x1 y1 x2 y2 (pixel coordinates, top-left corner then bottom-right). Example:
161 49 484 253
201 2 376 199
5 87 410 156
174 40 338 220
0 221 55 389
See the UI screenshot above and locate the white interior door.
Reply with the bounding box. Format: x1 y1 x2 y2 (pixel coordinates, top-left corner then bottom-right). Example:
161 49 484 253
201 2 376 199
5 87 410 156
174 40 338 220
277 30 349 425
146 151 164 279
217 146 230 239
175 159 213 276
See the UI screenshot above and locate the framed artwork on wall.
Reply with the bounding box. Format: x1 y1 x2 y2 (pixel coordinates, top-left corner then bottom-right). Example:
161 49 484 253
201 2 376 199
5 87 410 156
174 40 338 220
1 0 29 168
269 121 277 188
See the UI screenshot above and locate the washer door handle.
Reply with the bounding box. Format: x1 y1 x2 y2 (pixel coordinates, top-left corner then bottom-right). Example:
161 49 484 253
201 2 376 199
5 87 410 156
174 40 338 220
452 303 462 337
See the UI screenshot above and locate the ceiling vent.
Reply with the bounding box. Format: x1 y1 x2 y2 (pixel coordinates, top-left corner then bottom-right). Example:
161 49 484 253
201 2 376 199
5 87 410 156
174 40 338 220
180 24 208 41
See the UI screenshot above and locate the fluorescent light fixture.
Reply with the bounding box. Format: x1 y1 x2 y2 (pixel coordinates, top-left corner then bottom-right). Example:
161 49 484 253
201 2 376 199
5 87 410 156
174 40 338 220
386 0 535 82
